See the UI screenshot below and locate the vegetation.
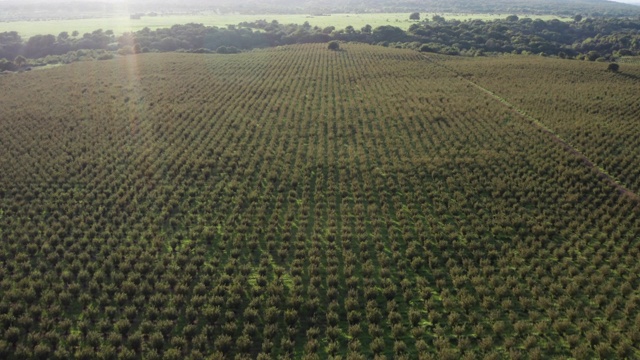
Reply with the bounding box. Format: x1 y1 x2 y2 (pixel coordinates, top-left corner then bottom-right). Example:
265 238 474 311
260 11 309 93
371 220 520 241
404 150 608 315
446 55 640 195
0 13 567 39
406 16 640 58
2 15 640 69
0 43 639 358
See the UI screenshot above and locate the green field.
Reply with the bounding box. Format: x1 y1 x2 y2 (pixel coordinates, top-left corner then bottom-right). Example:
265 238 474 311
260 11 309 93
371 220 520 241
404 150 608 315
0 12 567 38
1 44 639 358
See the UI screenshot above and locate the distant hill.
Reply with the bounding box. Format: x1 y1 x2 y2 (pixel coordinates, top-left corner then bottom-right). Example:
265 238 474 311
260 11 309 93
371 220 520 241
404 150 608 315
1 0 640 20
611 0 640 4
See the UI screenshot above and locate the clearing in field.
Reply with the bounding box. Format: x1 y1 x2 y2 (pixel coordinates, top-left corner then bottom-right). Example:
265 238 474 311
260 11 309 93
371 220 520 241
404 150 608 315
0 44 638 359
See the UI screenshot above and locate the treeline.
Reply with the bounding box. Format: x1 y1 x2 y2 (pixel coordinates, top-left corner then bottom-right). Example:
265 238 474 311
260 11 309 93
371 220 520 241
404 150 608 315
221 0 640 17
1 15 640 70
0 30 117 70
406 15 640 59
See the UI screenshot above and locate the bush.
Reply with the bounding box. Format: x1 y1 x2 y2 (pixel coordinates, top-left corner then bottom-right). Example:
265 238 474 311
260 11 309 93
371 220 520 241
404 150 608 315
97 53 114 61
607 63 619 72
118 46 134 55
587 51 601 61
420 44 433 53
191 48 212 54
328 41 340 51
0 58 16 72
216 46 240 54
616 49 633 56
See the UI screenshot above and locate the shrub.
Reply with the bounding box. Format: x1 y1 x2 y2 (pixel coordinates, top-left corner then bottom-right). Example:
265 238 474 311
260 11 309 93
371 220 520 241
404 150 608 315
118 46 134 55
216 46 240 54
420 44 434 52
0 58 16 72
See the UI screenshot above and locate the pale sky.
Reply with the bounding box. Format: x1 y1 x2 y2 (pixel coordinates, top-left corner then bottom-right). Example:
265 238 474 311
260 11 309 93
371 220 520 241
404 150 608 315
1 0 639 3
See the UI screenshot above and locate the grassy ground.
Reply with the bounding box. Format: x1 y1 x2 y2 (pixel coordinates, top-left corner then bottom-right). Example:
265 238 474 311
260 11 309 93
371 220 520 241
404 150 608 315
0 12 567 38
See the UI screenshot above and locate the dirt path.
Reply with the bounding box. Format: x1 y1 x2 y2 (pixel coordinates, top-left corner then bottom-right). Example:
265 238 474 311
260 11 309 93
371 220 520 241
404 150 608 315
422 54 640 202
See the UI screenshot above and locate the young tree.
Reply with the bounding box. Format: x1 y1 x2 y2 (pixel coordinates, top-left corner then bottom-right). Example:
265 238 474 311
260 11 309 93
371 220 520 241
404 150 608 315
322 26 335 34
13 55 26 68
372 25 406 43
57 32 69 42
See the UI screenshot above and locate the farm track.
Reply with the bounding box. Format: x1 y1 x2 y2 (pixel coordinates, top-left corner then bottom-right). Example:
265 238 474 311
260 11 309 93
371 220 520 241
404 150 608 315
423 54 640 203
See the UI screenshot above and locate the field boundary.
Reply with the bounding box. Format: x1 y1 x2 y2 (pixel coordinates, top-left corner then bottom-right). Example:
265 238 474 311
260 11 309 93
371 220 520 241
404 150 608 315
421 54 640 202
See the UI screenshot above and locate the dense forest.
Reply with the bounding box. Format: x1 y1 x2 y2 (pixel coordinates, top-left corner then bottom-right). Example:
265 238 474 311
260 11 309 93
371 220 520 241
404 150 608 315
262 0 640 16
1 15 640 71
239 0 640 16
